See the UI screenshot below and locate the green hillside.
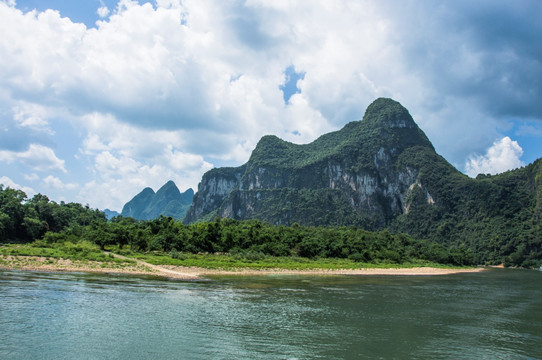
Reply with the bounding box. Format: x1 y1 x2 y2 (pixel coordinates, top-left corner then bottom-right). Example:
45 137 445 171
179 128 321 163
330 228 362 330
186 98 542 266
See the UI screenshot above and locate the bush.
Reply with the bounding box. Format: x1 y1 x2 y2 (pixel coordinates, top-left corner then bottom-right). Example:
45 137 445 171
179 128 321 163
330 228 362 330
170 249 188 260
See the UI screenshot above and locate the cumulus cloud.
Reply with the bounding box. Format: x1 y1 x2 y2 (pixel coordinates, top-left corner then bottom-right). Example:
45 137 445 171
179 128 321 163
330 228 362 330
97 1 110 19
74 112 214 209
12 101 54 134
42 175 78 190
465 137 524 177
0 176 35 196
0 144 66 172
1 0 541 209
24 173 40 181
3 1 541 160
78 149 212 211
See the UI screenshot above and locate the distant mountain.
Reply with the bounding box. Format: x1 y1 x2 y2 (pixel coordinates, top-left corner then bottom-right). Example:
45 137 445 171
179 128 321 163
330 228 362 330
103 209 120 220
184 98 542 266
121 181 194 220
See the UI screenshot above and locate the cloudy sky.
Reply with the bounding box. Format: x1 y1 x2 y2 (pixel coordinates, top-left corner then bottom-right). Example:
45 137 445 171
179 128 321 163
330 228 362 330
1 0 541 211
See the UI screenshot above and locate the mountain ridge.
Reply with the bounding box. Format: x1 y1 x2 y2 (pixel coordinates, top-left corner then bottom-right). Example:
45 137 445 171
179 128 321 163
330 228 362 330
121 181 193 220
184 97 542 266
185 98 441 225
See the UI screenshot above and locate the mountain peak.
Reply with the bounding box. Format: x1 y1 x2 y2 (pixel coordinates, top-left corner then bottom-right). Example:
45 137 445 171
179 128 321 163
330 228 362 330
186 97 440 226
162 180 177 188
362 98 416 129
141 187 155 195
157 180 181 196
121 181 194 220
359 98 434 151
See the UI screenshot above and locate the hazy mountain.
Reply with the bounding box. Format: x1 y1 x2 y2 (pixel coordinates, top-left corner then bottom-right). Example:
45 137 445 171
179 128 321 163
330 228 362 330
122 181 194 220
103 209 120 220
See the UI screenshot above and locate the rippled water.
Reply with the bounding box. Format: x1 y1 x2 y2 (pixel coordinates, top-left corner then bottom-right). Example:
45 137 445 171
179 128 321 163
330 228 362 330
1 269 541 359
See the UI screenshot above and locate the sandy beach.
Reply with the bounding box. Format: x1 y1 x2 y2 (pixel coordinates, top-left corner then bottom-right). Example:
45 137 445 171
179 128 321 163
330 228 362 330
0 254 486 280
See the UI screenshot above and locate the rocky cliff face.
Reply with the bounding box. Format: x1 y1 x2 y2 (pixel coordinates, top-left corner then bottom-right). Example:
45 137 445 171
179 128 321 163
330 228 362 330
184 166 245 223
183 97 542 264
184 98 444 228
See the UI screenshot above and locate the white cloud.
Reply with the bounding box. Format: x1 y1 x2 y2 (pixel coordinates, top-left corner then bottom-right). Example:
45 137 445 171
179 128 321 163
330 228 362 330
94 151 140 177
79 149 212 211
12 101 54 134
24 173 39 181
76 124 214 210
1 0 541 209
42 175 78 190
0 176 35 196
0 144 66 172
3 0 537 166
97 5 109 19
465 137 524 177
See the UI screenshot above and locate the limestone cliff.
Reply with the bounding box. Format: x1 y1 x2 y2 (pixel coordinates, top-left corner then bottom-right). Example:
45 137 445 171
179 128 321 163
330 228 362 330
184 98 542 263
184 98 447 228
184 166 245 223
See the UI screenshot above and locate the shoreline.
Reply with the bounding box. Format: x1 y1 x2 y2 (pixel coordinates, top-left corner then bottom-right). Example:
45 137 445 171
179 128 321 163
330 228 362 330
0 255 486 280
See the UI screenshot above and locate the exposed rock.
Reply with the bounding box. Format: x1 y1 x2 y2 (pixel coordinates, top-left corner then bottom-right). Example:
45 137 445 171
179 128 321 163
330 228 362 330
183 97 542 265
184 98 440 228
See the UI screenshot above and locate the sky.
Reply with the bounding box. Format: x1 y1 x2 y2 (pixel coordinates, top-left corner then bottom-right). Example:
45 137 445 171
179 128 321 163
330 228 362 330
1 0 541 212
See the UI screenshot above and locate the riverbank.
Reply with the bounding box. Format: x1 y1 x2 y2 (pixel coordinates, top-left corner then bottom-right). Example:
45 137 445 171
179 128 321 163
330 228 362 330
0 254 485 280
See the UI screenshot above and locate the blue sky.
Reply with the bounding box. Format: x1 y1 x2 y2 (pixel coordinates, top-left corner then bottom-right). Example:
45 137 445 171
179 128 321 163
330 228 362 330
1 0 541 211
14 0 119 26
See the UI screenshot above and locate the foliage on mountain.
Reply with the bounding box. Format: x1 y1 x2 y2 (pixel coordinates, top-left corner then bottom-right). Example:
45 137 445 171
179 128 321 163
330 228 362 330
391 156 542 268
1 180 538 267
185 98 542 267
121 181 193 220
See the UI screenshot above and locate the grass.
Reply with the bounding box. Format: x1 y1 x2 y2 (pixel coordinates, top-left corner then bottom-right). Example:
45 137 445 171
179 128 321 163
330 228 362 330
0 241 135 265
112 247 467 271
1 241 473 272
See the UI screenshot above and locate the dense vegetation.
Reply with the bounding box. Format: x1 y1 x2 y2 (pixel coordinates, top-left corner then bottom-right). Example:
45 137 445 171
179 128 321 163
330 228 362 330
1 185 475 267
391 148 542 268
0 185 106 243
186 98 542 268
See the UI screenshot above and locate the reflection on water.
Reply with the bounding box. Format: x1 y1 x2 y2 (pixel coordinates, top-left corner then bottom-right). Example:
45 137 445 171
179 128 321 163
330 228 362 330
1 269 541 359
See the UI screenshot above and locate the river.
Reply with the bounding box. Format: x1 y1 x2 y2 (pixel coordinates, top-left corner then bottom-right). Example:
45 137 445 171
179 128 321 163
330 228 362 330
1 268 541 359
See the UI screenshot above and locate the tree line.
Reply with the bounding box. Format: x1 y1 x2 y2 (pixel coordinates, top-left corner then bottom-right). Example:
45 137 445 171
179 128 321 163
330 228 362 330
0 186 105 243
1 185 476 266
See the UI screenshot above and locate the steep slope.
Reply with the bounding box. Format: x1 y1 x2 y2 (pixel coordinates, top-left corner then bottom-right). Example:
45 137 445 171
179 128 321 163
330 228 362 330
184 166 245 223
185 98 542 266
121 187 156 220
186 98 443 226
391 154 542 266
122 181 193 220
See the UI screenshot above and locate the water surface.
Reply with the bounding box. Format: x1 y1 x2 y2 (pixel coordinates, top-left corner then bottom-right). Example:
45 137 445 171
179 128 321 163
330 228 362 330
1 269 541 359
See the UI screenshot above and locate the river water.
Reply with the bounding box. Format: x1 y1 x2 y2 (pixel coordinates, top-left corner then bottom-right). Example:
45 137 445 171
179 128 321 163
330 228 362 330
1 268 541 359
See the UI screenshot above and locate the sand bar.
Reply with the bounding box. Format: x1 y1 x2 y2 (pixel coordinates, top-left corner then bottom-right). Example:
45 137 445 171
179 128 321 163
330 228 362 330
0 254 486 280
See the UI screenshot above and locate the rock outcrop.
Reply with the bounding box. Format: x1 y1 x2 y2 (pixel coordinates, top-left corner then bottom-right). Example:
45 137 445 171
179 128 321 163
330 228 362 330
184 97 542 265
184 98 447 228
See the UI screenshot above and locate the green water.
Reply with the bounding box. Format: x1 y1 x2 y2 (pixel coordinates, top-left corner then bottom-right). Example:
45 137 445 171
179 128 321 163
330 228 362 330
1 269 541 359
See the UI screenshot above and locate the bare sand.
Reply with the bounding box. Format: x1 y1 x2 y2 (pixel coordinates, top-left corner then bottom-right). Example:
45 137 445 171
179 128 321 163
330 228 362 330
0 254 485 280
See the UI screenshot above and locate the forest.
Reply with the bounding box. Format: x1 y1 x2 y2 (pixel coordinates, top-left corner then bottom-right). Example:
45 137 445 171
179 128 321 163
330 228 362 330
0 185 478 267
